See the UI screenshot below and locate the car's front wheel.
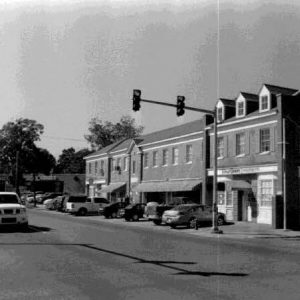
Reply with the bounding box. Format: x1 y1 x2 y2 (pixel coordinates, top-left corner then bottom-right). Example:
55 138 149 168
111 212 117 218
19 222 29 232
132 214 139 221
77 208 87 216
217 216 225 226
153 219 162 225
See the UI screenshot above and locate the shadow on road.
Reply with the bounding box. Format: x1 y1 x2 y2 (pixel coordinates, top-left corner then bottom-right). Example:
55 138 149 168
81 244 249 277
0 225 52 233
0 241 248 277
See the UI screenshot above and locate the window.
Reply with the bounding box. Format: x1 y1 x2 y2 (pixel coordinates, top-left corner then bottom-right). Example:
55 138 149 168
186 145 192 163
144 153 149 168
100 160 105 175
237 101 245 116
172 147 179 165
88 162 92 174
217 137 224 158
162 149 168 166
112 159 115 171
123 157 128 171
217 107 223 122
95 161 98 174
261 95 269 111
153 151 158 167
258 180 273 207
132 160 136 174
260 128 270 152
116 158 121 169
236 133 245 155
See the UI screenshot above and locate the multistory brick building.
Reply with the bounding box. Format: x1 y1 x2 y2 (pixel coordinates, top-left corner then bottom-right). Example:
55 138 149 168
85 83 300 229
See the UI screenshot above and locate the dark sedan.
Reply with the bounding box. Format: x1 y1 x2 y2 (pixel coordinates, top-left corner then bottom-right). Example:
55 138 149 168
123 203 146 221
102 202 127 218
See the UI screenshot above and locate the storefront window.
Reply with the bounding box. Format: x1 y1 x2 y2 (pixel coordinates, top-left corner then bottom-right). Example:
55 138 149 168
226 191 233 206
259 180 273 207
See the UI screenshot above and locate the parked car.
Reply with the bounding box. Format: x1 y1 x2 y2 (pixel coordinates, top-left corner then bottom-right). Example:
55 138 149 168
102 202 128 218
41 193 63 204
123 203 146 221
44 196 62 210
162 204 201 228
191 205 226 228
146 197 196 225
0 192 28 229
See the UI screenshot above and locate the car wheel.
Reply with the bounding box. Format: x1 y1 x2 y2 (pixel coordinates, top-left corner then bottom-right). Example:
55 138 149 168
19 223 29 232
125 217 131 221
217 216 225 226
132 214 139 222
78 208 87 216
111 212 117 218
153 220 162 225
170 224 177 229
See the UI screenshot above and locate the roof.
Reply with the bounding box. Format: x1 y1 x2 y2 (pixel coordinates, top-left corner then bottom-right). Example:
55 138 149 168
84 139 127 159
109 138 132 154
138 119 203 146
264 84 298 96
219 98 236 107
240 92 259 102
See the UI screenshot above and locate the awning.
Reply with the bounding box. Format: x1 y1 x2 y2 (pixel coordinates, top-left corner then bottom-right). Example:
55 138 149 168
229 180 251 189
133 180 201 193
100 182 126 193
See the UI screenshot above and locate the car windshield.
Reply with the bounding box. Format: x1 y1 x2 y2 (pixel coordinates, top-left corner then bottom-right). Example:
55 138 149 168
0 194 19 204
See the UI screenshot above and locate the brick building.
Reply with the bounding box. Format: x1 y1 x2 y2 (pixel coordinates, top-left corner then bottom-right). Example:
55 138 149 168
85 83 300 229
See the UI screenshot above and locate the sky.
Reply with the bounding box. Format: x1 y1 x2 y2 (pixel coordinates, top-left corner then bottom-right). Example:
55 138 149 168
0 0 300 158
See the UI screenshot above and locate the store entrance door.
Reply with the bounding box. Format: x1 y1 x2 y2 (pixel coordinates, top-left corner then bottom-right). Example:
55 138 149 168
237 190 244 221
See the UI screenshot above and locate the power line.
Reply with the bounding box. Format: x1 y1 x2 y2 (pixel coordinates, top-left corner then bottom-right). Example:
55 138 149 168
42 135 87 142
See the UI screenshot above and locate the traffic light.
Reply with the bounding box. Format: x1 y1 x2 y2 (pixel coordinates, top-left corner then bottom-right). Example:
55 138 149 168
133 89 141 111
176 96 185 116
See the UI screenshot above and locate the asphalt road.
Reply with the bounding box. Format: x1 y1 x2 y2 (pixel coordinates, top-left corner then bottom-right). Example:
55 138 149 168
1 209 300 300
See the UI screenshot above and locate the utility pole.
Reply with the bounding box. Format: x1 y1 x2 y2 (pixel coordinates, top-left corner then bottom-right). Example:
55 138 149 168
132 90 222 234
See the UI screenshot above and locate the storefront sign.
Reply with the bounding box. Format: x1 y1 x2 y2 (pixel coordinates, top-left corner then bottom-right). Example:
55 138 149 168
208 165 278 176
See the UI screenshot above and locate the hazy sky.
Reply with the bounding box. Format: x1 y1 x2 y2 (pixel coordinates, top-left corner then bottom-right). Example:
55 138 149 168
1 0 300 157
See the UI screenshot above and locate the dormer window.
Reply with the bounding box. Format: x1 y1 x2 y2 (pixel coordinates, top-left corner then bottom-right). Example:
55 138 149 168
217 107 223 122
261 95 269 111
237 101 245 117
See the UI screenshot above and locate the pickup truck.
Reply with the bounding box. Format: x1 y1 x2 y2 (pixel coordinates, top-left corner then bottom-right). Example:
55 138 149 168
66 195 109 216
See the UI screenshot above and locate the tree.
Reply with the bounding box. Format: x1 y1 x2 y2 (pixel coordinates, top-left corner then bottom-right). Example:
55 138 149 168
85 115 144 150
0 118 56 186
54 147 92 174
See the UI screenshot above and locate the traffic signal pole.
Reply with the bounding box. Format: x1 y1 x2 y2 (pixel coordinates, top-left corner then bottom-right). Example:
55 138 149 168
132 92 222 234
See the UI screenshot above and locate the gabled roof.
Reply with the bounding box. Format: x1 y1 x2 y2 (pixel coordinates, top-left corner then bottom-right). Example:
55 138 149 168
138 119 203 146
84 139 126 159
239 92 259 102
218 98 235 107
263 84 298 96
109 138 133 154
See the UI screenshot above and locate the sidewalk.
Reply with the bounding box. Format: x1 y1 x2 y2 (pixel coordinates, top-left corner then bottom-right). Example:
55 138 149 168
31 205 300 240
